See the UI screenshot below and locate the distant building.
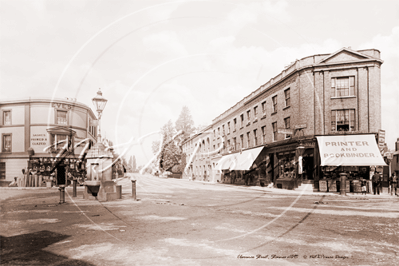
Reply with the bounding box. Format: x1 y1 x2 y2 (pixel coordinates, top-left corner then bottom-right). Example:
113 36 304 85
182 47 386 192
392 138 399 177
0 98 97 185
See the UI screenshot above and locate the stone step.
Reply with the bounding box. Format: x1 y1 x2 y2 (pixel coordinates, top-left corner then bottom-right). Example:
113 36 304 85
295 183 314 192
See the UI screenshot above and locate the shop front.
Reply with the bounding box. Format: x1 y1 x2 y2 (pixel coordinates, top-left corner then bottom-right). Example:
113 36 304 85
315 134 386 193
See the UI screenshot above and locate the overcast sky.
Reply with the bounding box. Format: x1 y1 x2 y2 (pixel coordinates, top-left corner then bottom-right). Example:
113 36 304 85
1 0 398 166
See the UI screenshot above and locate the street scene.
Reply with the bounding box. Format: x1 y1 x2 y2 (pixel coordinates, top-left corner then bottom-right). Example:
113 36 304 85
1 174 398 266
1 1 399 266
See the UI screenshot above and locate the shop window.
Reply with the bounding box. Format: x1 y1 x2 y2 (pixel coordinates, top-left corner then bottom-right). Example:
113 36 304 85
247 132 251 148
0 162 5 179
331 77 355 97
284 88 290 107
56 110 68 125
261 126 266 143
253 129 258 146
272 96 277 113
3 110 11 125
331 109 356 132
2 134 12 152
272 122 277 141
284 117 291 139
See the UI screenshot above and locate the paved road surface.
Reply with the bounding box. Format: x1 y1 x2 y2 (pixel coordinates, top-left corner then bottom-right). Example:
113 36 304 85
1 174 398 265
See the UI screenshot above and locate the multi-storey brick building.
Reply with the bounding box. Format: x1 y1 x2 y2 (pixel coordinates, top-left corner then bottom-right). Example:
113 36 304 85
182 47 386 191
0 98 98 186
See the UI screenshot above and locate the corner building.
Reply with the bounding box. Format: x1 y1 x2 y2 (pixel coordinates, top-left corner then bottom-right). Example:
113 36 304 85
182 47 386 192
0 98 97 186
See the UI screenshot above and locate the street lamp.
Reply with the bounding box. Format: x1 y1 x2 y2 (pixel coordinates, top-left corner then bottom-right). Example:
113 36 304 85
92 89 108 142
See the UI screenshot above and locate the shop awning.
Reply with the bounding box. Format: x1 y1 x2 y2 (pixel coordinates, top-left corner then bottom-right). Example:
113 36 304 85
216 147 264 170
316 134 386 166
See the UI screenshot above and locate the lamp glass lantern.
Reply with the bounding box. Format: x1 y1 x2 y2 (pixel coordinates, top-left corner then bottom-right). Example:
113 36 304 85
92 89 107 141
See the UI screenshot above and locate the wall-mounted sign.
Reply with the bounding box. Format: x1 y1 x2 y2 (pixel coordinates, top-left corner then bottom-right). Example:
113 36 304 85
31 127 49 152
295 124 307 129
52 102 72 110
277 128 294 135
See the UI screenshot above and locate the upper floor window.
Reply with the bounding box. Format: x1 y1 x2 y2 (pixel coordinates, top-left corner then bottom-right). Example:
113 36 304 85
331 109 356 132
254 106 258 117
272 122 277 141
213 130 216 137
240 114 244 127
218 127 220 136
233 137 236 150
332 77 355 97
57 110 68 125
253 129 258 146
284 88 290 107
233 118 237 131
2 134 12 152
284 117 291 139
227 122 230 134
262 101 266 114
247 132 251 148
240 134 244 149
261 126 266 143
247 110 251 120
272 96 277 113
222 125 225 135
50 134 70 151
3 111 11 125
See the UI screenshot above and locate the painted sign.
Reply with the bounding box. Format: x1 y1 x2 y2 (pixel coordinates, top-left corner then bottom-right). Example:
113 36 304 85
316 135 386 166
30 127 49 152
277 128 294 135
52 102 72 110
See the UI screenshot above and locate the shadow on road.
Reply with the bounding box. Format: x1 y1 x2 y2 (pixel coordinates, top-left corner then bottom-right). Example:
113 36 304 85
1 230 94 266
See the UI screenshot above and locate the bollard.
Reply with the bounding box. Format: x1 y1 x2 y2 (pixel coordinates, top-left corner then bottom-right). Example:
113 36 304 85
131 179 136 200
59 185 65 204
339 173 347 196
73 180 77 197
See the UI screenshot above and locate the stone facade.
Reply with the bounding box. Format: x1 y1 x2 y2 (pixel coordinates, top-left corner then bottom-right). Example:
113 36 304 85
182 47 383 185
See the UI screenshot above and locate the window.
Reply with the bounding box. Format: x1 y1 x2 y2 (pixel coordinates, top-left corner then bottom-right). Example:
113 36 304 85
247 132 251 148
331 109 356 132
2 134 12 152
261 126 266 143
0 162 5 179
262 101 266 114
253 129 258 146
272 96 277 113
222 125 225 135
233 137 236 150
57 110 68 125
240 135 244 149
227 122 230 134
3 111 11 125
254 106 258 117
218 127 220 136
272 122 277 141
284 88 290 107
332 77 355 97
88 117 96 137
50 134 70 151
247 110 251 120
234 118 237 131
240 114 244 127
284 117 291 139
227 139 230 150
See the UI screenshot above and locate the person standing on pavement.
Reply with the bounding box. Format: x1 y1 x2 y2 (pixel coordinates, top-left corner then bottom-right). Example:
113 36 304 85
391 173 397 196
372 171 380 195
361 179 367 195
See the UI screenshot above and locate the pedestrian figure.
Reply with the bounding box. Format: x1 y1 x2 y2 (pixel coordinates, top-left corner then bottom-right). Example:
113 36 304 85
391 173 397 196
372 171 380 195
361 179 367 195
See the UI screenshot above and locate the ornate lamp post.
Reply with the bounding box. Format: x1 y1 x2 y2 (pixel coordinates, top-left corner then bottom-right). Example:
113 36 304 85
92 89 108 142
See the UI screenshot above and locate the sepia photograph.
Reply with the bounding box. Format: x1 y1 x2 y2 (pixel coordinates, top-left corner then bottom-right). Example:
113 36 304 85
1 0 398 265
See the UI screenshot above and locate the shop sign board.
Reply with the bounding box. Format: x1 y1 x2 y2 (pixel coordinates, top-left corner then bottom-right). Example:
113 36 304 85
30 127 49 152
277 128 294 135
316 135 386 166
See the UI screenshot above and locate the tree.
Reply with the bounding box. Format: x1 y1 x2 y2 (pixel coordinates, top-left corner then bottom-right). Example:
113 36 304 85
175 106 195 141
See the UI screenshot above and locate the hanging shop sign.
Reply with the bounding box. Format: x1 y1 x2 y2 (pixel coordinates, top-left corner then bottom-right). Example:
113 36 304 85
316 134 386 166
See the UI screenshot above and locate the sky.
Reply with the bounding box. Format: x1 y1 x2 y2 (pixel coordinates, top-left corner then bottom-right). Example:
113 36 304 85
1 0 398 166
